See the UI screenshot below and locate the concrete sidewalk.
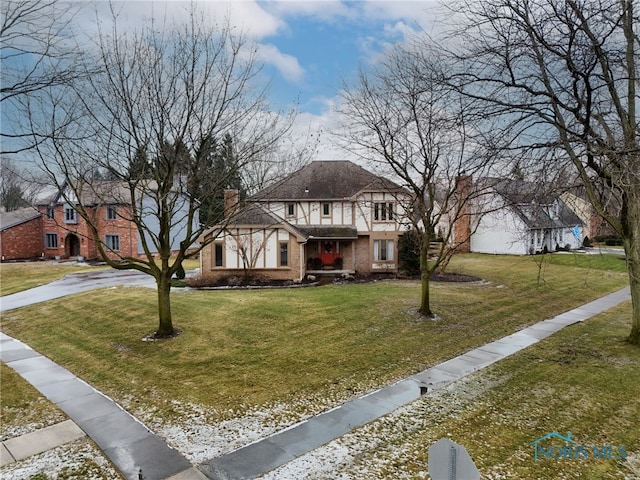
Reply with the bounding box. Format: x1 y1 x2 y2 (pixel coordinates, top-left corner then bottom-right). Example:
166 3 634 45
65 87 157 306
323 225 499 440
202 286 631 479
0 332 206 480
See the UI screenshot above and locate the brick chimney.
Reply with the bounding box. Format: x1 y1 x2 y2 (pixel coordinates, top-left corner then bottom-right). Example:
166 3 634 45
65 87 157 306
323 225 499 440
223 189 240 218
453 175 472 253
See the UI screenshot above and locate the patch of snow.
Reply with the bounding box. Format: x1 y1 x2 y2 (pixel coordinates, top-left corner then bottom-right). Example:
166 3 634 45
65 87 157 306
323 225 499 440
0 438 120 480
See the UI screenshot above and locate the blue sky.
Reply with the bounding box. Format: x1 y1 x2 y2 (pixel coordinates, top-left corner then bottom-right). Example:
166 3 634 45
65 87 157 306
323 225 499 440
2 0 446 160
94 0 445 157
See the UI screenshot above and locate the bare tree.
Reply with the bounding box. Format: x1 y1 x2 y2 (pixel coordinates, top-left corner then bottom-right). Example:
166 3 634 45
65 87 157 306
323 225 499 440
29 7 291 338
1 0 86 154
229 230 271 282
337 43 493 317
452 0 640 344
0 158 46 210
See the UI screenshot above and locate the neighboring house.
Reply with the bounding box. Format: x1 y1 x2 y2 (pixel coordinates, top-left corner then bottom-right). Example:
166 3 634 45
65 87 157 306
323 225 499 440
199 161 412 281
561 188 617 241
36 180 195 261
464 178 584 255
0 207 43 261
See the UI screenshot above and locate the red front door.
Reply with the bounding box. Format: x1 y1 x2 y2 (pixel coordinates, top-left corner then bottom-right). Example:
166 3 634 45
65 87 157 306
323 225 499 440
318 241 340 266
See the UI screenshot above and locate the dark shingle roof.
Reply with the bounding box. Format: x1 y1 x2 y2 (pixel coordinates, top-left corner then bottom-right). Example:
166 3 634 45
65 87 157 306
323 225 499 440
226 203 284 226
253 161 404 201
295 226 358 240
484 178 583 228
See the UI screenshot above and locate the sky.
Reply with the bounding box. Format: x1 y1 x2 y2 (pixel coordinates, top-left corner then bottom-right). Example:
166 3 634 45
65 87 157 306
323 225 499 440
86 0 446 159
1 0 448 163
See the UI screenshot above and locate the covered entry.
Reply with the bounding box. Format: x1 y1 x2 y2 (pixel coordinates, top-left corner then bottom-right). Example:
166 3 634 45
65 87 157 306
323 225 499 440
300 226 358 272
65 233 81 257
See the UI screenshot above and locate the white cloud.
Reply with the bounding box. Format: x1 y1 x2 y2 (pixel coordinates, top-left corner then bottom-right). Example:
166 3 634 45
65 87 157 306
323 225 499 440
257 43 305 83
80 1 285 40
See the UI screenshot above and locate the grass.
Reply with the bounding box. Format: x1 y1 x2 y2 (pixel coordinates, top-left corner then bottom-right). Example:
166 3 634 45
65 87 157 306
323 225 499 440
0 257 200 296
0 254 630 427
344 302 640 479
0 363 66 441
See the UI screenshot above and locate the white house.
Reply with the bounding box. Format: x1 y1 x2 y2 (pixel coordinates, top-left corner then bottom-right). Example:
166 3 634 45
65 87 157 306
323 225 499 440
468 178 584 255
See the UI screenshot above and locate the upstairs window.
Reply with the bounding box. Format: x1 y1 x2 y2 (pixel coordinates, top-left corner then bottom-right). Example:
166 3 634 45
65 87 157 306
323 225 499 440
322 202 331 217
374 202 394 221
106 206 117 220
64 205 77 224
46 206 55 219
286 203 295 218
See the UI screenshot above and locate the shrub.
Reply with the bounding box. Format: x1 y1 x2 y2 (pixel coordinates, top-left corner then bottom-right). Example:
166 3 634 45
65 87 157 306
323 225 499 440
583 236 592 247
175 264 186 279
398 230 421 276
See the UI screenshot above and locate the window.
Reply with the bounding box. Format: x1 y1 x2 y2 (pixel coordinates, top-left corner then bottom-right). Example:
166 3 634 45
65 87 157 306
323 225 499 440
214 242 224 267
64 205 77 224
322 202 331 216
46 206 55 219
45 233 58 248
280 242 288 267
105 234 120 251
373 239 394 261
374 202 394 221
106 206 117 220
286 203 295 217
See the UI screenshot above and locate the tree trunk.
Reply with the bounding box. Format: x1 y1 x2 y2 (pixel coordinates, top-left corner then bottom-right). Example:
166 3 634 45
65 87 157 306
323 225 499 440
624 197 640 345
156 273 174 337
419 236 433 317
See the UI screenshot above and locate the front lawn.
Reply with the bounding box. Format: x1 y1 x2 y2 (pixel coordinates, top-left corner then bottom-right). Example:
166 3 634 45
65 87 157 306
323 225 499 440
1 254 629 427
335 302 640 479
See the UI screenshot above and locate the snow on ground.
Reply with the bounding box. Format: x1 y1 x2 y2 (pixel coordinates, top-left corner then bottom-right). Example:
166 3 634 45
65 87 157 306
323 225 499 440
1 438 121 480
255 371 500 479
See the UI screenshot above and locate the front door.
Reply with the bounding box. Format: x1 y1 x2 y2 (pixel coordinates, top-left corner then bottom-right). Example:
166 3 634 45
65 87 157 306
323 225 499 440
65 233 80 257
318 241 340 267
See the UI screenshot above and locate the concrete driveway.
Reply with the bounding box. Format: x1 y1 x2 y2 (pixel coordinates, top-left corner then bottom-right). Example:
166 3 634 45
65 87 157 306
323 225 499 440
0 268 157 312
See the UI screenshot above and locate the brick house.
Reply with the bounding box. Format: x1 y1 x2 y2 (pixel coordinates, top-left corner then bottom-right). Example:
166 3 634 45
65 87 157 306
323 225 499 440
199 161 412 282
0 208 43 261
35 180 194 261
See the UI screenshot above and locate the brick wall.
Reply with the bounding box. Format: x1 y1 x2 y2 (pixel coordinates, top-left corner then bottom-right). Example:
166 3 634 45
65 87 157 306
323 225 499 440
0 216 44 260
354 236 371 274
39 204 139 260
452 175 472 253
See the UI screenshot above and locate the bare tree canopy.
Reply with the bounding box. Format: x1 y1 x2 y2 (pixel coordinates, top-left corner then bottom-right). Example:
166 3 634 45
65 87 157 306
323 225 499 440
337 43 494 317
451 0 640 344
1 0 86 154
28 6 292 338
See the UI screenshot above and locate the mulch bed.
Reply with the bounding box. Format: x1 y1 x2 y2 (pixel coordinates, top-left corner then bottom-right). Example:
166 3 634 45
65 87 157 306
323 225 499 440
429 272 483 283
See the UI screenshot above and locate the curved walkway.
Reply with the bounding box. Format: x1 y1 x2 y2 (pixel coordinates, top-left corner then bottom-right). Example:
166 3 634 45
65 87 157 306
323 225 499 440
0 272 631 480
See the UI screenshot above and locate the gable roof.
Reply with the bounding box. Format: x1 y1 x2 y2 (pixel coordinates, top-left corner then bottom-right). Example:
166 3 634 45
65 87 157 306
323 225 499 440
35 179 188 207
482 178 583 229
253 160 404 201
0 207 41 231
